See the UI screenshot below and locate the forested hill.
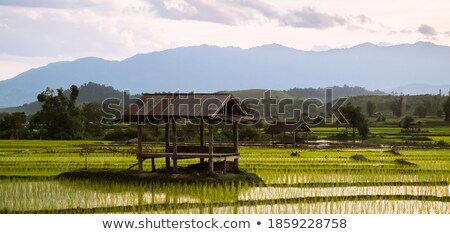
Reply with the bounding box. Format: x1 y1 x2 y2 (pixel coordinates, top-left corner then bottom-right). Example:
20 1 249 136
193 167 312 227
65 82 125 103
0 82 126 115
287 86 385 100
0 83 386 115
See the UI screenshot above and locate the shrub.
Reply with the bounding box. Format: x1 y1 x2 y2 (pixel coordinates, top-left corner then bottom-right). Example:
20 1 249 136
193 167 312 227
435 140 448 146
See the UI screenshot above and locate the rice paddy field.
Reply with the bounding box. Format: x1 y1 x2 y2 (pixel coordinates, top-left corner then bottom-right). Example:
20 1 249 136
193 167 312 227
1 140 450 214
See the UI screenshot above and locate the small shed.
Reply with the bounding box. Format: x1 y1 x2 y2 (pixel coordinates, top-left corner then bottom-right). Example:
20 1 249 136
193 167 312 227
266 121 312 147
408 121 424 132
117 93 252 173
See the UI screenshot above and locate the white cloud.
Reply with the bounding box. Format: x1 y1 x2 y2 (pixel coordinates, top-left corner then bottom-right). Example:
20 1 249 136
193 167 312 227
0 1 157 58
25 9 42 20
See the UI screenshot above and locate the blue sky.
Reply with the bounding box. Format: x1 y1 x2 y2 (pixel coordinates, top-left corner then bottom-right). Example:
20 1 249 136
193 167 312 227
1 0 449 80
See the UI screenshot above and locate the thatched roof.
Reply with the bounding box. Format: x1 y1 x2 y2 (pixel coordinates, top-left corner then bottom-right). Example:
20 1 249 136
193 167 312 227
265 121 312 134
118 93 251 123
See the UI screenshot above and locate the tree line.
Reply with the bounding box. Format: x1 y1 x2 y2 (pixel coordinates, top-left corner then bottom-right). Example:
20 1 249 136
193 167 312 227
1 85 450 141
0 85 103 140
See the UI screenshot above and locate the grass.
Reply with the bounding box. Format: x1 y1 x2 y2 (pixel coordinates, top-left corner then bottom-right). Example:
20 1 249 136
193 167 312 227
1 140 450 214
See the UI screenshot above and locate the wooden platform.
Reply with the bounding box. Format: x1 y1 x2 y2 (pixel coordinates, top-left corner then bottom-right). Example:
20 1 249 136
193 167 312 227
139 152 240 160
137 148 240 173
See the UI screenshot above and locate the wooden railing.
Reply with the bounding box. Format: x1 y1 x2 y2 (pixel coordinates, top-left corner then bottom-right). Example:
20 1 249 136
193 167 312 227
165 146 236 154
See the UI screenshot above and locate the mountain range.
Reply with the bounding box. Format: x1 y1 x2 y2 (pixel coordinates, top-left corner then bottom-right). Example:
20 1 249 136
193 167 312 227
1 41 450 107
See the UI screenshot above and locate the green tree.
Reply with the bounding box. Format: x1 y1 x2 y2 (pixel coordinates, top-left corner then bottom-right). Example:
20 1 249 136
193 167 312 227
30 85 82 139
340 103 369 141
0 112 27 139
399 116 415 129
390 96 405 118
443 97 450 122
357 122 370 138
81 103 104 138
414 105 427 118
239 125 260 141
366 101 376 117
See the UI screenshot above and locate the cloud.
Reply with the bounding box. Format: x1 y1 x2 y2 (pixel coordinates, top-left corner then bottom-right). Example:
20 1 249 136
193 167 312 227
0 0 94 8
280 7 346 29
418 24 437 36
311 44 331 51
0 4 134 58
354 14 373 24
387 29 413 35
141 0 370 29
141 0 251 25
377 42 394 47
225 0 280 19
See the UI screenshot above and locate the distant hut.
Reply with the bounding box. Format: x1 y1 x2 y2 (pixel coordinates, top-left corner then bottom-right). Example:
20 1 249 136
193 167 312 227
408 121 424 132
116 93 252 173
265 121 312 147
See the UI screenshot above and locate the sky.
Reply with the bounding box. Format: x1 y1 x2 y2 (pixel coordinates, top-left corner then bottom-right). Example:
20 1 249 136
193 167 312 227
0 0 450 81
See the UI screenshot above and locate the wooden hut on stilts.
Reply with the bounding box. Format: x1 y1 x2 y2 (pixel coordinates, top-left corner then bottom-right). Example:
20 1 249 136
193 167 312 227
265 121 312 147
117 93 252 173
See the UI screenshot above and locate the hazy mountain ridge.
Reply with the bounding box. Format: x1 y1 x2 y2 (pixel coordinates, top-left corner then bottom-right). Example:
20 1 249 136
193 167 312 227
1 41 449 107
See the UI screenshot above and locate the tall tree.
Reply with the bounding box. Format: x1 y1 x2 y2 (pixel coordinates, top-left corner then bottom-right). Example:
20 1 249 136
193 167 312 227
443 96 450 122
414 104 427 118
340 103 369 141
390 96 404 118
30 85 82 139
0 112 27 139
366 101 376 117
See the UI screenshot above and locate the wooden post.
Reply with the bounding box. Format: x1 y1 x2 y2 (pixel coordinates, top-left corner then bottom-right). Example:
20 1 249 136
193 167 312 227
200 119 205 163
173 158 178 173
151 158 156 172
232 121 239 169
223 159 227 174
172 118 178 173
165 118 170 169
233 121 238 153
137 124 143 172
208 122 214 173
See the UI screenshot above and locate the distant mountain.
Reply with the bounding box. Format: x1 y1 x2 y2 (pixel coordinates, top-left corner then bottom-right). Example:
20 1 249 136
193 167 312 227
1 41 450 107
387 84 450 95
